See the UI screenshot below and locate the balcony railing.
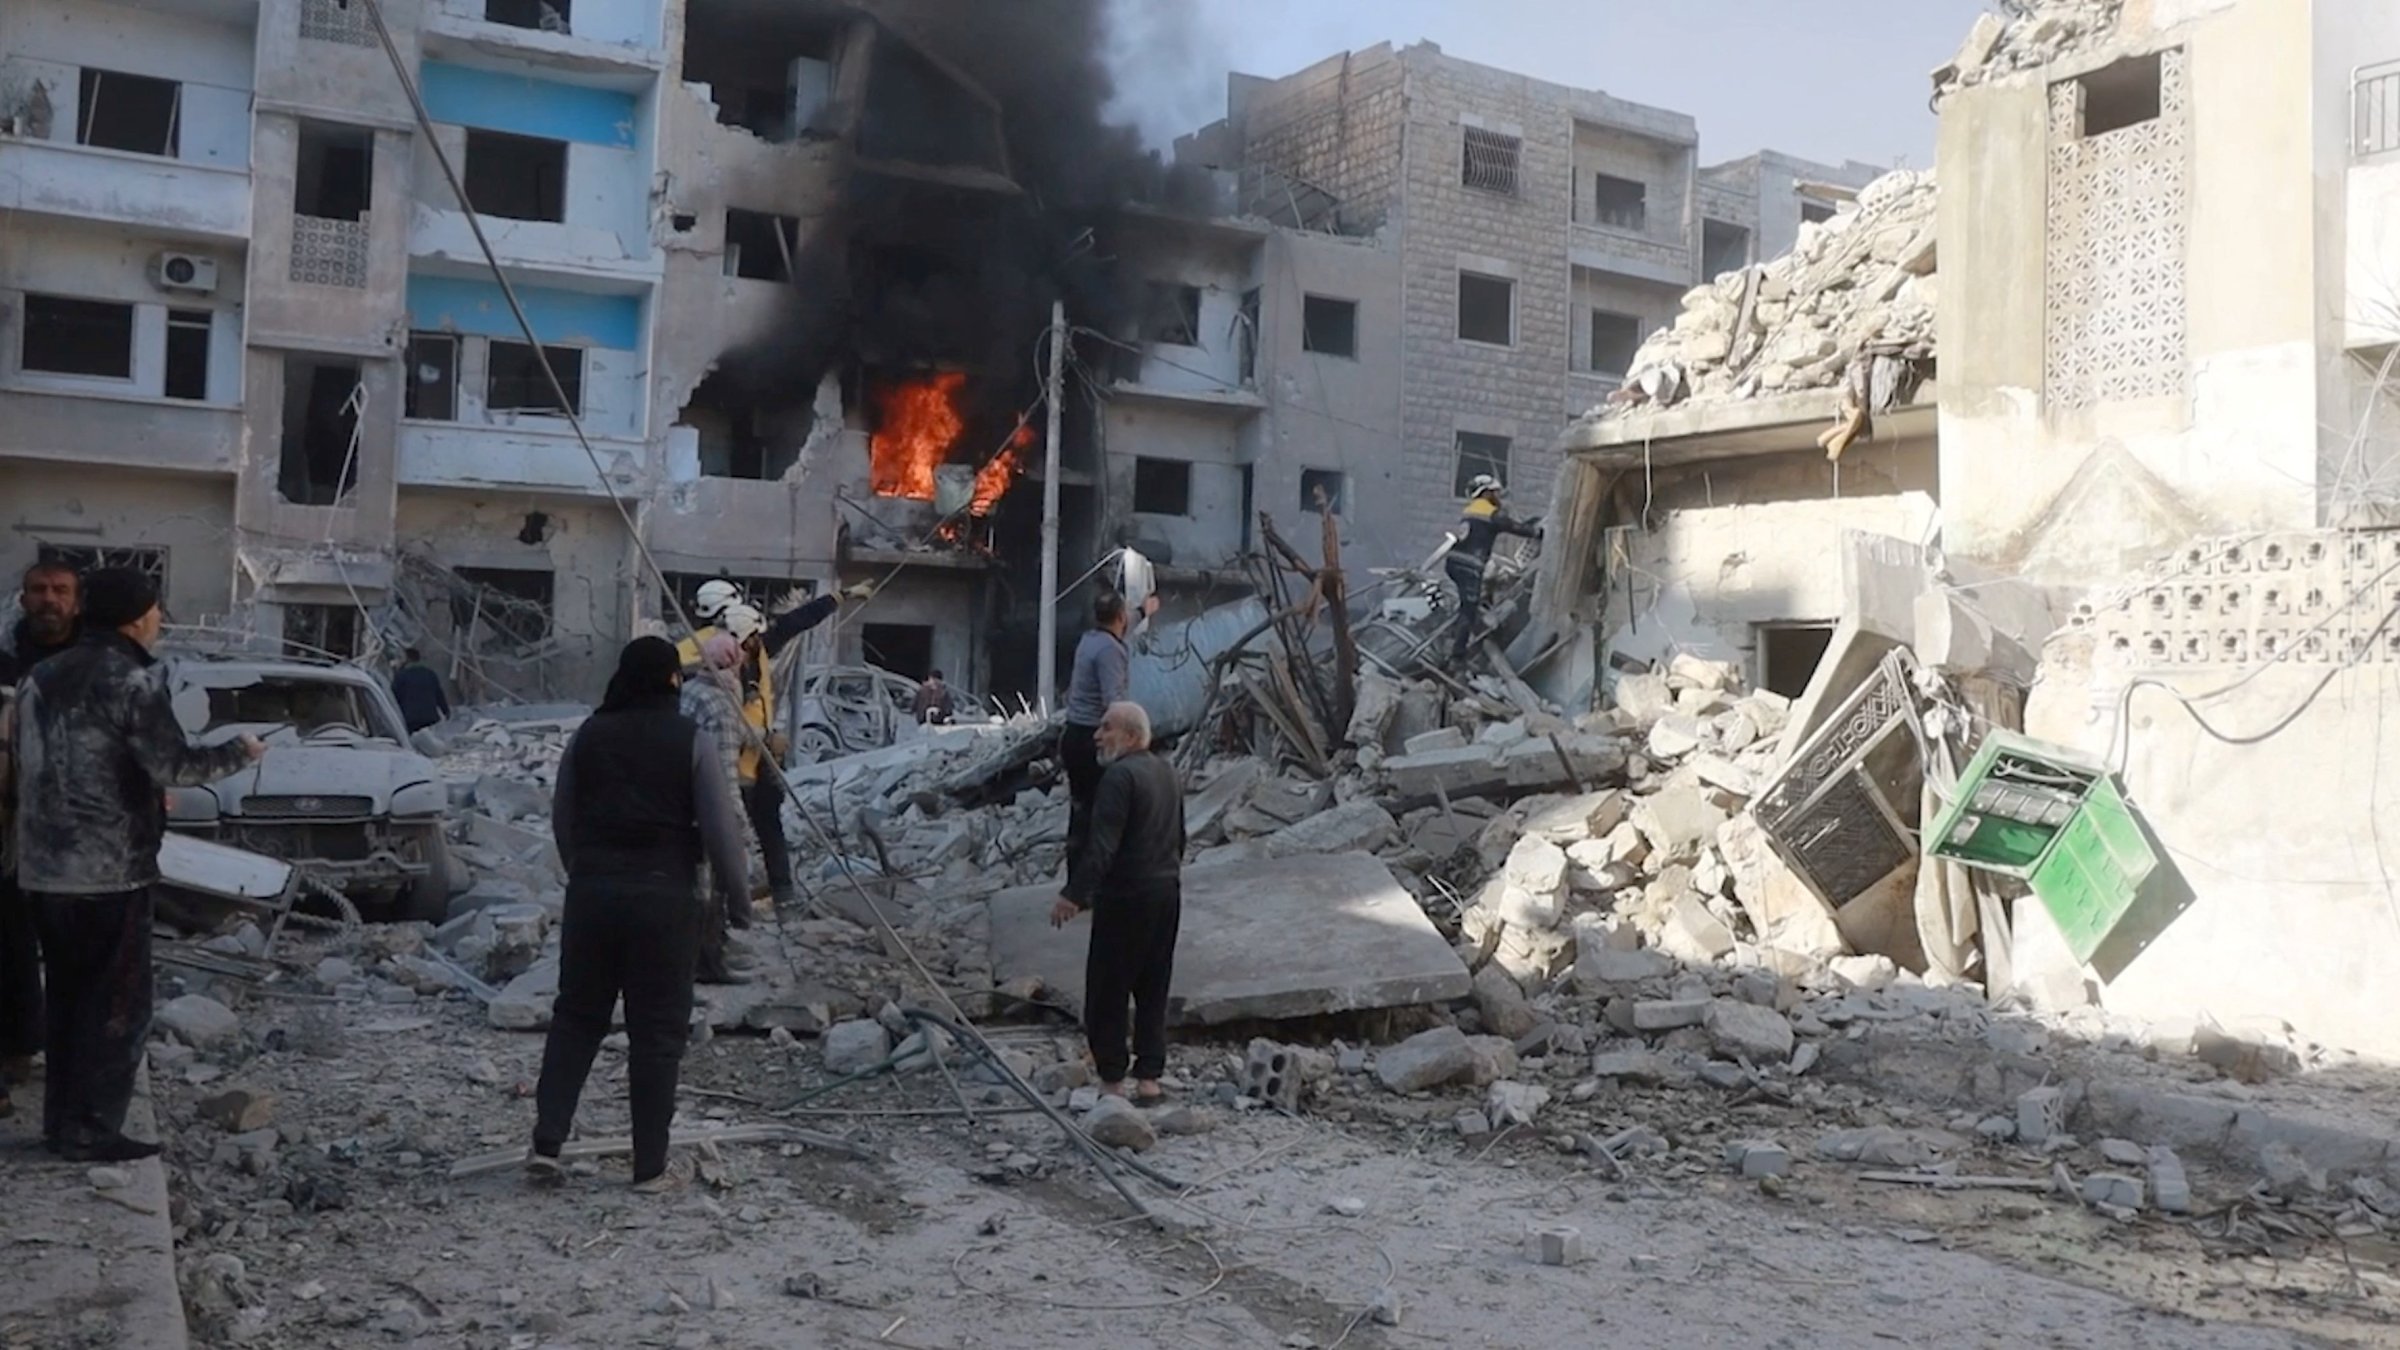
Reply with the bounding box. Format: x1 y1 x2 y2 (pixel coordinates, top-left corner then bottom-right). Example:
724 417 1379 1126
2358 59 2400 159
291 214 370 288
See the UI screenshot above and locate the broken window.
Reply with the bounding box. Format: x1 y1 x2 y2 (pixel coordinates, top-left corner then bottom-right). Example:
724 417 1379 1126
1133 457 1192 516
725 208 801 282
452 567 553 650
485 0 569 34
1702 219 1751 278
37 544 167 597
463 129 567 223
1452 433 1510 498
680 370 797 480
165 309 211 401
295 121 373 221
1300 468 1346 515
278 353 363 505
1237 287 1261 384
282 603 362 660
861 623 934 683
1799 198 1836 226
1591 174 1646 232
1589 310 1643 377
680 4 842 143
1302 295 1358 358
1457 272 1514 346
1757 622 1835 698
1144 283 1202 347
486 341 583 416
1461 126 1521 196
2076 51 2163 137
77 68 180 158
20 295 135 380
405 332 458 420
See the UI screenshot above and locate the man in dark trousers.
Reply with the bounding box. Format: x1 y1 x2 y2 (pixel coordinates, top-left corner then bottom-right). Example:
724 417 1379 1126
1445 474 1542 664
530 637 748 1192
0 558 80 1116
390 646 450 734
8 568 264 1160
1051 701 1184 1104
1059 592 1132 877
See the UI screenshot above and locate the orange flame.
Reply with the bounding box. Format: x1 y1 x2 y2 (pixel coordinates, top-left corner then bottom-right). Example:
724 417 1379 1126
868 372 1028 520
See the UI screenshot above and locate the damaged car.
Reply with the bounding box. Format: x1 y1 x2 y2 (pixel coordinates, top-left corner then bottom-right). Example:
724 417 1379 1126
164 653 456 921
787 665 987 763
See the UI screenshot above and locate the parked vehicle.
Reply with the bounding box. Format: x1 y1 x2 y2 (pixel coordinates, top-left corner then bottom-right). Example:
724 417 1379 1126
163 653 455 921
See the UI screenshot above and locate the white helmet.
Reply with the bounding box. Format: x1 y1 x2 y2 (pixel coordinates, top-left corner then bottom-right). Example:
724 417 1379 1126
722 602 766 642
1465 474 1503 500
695 578 742 620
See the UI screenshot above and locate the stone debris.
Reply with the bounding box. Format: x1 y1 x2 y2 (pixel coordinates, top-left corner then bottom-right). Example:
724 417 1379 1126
822 1020 894 1076
158 995 242 1050
2148 1146 2193 1214
1081 1097 1158 1153
1529 1224 1586 1266
1725 1140 1793 1180
2081 1172 2143 1212
1376 1027 1475 1094
1933 0 2125 102
2016 1087 2068 1146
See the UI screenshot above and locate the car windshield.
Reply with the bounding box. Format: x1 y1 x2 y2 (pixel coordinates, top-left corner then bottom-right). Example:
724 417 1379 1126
196 676 390 740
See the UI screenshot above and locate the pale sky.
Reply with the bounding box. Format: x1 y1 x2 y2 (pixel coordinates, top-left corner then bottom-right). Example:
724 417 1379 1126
1104 0 1993 172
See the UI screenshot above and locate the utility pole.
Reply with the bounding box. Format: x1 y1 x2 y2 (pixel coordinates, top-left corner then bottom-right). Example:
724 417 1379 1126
1036 300 1066 715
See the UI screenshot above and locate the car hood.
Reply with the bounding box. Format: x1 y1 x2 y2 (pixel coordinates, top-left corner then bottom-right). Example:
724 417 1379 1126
199 745 443 817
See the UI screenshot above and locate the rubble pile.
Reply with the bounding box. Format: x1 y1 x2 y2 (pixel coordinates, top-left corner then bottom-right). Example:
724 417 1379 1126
1932 1 2127 103
1594 168 1937 420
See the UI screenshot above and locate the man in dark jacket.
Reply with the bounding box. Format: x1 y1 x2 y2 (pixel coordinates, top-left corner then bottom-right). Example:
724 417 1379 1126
0 558 79 1114
1050 701 1184 1103
1445 474 1542 664
8 568 263 1160
529 637 748 1191
390 646 450 734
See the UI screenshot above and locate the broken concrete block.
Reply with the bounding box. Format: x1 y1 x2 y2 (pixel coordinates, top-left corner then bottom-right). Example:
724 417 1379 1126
1612 672 1675 725
1646 715 1708 761
2148 1146 2192 1213
1731 968 1783 1010
1829 954 1899 992
1243 1039 1302 1112
1083 1097 1157 1153
196 1087 277 1133
1184 759 1263 844
1471 964 1540 1041
1485 1080 1551 1128
1260 801 1398 859
1660 894 1737 963
1523 790 1627 845
1375 1027 1476 1094
1453 1108 1493 1137
1631 787 1727 864
1669 652 1737 691
2260 1141 2326 1198
1402 726 1468 756
1704 1000 1795 1063
1816 1126 1935 1168
1501 733 1625 790
1346 671 1403 750
2016 1087 2067 1146
1463 1035 1519 1087
1529 1225 1585 1266
1632 999 1710 1032
1384 744 1506 797
488 959 560 1031
1688 755 1758 798
1589 1048 1672 1083
158 995 241 1050
473 773 550 824
1715 814 1845 958
1573 945 1673 995
822 1020 893 1076
2081 1173 2143 1211
1726 1140 1793 1179
2098 1138 2146 1168
214 1127 280 1176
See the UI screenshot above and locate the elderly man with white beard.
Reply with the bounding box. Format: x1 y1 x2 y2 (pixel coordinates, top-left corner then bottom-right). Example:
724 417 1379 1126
1049 701 1184 1105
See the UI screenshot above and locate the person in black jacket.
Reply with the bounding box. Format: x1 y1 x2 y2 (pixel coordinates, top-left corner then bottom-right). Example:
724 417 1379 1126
1446 474 1542 664
529 637 748 1191
390 647 450 734
1050 701 1184 1104
8 568 264 1159
0 558 79 1115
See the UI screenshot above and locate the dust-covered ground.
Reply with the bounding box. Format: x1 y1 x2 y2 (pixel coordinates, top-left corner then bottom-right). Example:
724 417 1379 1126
143 919 2395 1350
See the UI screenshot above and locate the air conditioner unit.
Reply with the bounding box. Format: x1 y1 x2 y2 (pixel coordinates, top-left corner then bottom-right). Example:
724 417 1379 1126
150 253 219 295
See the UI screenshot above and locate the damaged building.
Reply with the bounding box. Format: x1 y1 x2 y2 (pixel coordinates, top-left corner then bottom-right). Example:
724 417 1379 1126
1527 0 2400 1062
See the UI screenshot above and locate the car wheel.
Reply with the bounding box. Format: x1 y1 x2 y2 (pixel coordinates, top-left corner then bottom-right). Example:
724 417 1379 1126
793 727 839 764
399 824 457 924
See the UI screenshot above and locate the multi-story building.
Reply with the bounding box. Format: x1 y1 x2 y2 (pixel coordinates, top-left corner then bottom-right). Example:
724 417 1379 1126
1135 42 1882 582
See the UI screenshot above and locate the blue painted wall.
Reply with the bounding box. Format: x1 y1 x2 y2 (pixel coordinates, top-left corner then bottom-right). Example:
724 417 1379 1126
406 276 643 350
419 62 638 148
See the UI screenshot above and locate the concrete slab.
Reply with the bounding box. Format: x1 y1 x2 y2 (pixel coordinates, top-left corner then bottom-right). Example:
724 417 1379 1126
988 852 1471 1025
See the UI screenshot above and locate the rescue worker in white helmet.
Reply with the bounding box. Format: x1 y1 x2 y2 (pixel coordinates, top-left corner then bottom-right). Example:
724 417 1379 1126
1445 474 1541 664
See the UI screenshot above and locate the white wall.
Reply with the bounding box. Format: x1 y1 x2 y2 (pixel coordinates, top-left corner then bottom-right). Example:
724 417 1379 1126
0 0 255 167
0 460 238 621
0 221 246 404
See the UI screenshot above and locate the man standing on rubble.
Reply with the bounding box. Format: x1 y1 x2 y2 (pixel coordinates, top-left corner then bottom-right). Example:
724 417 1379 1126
7 568 264 1160
0 558 80 1118
911 669 955 726
531 637 748 1192
390 646 450 735
1446 474 1542 665
1060 591 1157 870
1051 702 1183 1103
680 634 759 986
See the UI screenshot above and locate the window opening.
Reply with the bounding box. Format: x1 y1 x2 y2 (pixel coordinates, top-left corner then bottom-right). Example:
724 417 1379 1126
1758 623 1836 699
1592 174 1646 232
1457 272 1514 346
165 309 211 401
21 296 135 379
405 333 458 420
861 623 934 682
725 208 801 281
1702 219 1751 278
1300 468 1346 515
1461 126 1521 196
295 122 374 220
2076 51 2164 136
463 129 567 223
451 568 555 651
486 0 569 33
282 603 362 660
487 341 584 416
1144 283 1202 347
277 353 363 505
1302 295 1358 358
1453 433 1510 498
1133 457 1192 516
1589 310 1644 378
78 69 180 157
